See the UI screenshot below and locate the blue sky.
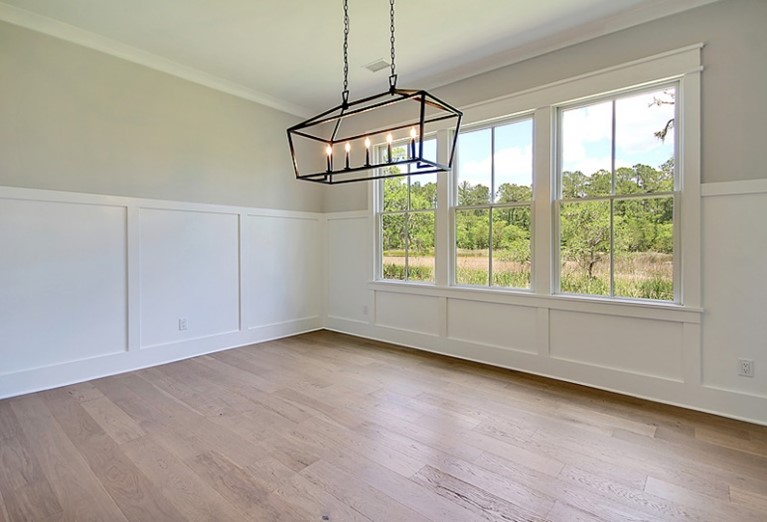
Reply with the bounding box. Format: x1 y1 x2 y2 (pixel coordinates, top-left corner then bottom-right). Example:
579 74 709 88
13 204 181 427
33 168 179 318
456 87 676 189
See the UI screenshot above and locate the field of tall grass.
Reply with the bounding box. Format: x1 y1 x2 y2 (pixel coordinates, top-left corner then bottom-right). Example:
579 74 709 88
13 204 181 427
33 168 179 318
383 251 673 300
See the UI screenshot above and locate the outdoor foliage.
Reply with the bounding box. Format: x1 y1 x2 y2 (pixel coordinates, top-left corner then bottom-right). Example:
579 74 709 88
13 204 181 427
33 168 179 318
380 150 674 300
559 159 674 300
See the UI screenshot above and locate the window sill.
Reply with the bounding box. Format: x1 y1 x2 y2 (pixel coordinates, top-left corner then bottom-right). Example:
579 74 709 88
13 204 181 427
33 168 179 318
368 280 702 323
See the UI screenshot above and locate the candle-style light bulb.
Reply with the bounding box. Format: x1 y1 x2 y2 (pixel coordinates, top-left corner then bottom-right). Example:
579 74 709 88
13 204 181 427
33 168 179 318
386 133 393 163
344 142 351 170
364 137 371 165
325 144 333 172
409 127 417 159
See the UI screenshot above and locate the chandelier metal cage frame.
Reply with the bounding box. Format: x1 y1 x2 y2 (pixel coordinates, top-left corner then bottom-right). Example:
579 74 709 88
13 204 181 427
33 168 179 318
287 0 462 185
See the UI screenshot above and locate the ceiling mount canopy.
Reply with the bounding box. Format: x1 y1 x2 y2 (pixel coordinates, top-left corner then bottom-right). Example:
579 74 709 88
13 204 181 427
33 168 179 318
287 0 462 185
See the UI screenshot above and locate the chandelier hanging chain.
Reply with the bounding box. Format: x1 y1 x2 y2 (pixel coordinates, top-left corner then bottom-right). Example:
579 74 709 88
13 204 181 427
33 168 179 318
342 0 350 105
388 0 397 90
286 0 462 184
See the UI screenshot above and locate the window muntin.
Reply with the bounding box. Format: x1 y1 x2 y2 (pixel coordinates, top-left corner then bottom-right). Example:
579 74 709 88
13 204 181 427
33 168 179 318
379 139 437 283
557 85 677 301
454 118 533 289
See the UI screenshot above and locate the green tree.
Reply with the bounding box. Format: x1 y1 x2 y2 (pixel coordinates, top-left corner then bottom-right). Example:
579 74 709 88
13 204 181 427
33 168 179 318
496 183 532 203
560 201 611 279
458 181 490 206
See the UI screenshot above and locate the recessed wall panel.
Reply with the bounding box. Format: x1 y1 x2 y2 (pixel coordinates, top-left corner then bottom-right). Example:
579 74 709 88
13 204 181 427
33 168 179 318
327 217 369 322
0 198 127 374
375 291 440 336
447 299 537 353
245 215 321 328
139 208 239 347
550 310 683 380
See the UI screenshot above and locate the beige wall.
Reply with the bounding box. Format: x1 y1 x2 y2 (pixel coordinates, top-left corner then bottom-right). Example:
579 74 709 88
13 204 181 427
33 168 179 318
0 21 324 212
325 0 767 212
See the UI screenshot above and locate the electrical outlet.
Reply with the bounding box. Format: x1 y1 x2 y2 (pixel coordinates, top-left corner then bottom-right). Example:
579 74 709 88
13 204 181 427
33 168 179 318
738 358 754 377
178 318 188 331
362 305 369 316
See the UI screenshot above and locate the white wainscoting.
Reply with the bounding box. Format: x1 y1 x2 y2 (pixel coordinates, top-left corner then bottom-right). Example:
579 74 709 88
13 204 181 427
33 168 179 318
0 197 128 374
244 213 322 329
139 207 241 349
549 310 684 381
324 180 767 425
700 185 767 400
2 182 766 425
447 299 538 355
0 186 323 399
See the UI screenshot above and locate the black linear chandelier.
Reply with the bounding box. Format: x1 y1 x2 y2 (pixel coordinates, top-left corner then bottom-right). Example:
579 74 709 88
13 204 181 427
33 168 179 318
287 0 462 184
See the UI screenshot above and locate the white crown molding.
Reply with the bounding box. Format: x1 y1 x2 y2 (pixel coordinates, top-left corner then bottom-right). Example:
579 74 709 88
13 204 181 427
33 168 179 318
421 0 722 92
0 2 313 118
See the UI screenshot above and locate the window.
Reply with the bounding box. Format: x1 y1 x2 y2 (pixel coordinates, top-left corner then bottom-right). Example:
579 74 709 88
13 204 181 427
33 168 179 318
378 139 437 282
557 86 677 301
454 118 533 288
373 46 700 308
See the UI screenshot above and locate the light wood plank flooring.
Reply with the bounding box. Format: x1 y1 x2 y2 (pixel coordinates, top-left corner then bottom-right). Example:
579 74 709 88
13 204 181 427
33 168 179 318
1 330 766 521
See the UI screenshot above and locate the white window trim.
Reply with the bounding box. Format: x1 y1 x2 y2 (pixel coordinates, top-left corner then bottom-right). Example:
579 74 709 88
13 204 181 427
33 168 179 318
372 44 702 312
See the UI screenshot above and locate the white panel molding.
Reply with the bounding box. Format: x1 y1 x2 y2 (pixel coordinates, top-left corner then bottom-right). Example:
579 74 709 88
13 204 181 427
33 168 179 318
0 194 129 375
326 314 764 426
374 292 442 337
246 316 321 332
701 178 767 197
244 213 322 330
326 210 370 221
369 281 701 323
446 299 538 354
326 315 370 326
139 328 242 351
324 202 767 425
126 204 141 352
0 185 322 399
701 383 767 401
547 354 685 383
138 207 241 348
0 2 312 117
536 307 550 356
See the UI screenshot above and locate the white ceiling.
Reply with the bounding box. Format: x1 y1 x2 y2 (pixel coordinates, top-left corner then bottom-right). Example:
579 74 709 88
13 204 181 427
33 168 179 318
0 0 718 117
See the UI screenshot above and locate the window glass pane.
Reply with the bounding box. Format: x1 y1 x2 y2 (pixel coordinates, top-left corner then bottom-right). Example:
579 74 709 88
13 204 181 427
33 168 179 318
382 177 407 212
408 138 438 210
407 212 435 282
457 128 492 205
409 175 437 210
615 88 675 195
382 214 406 280
560 200 611 296
391 143 408 163
455 208 490 285
494 120 533 203
614 197 674 300
492 207 531 288
561 101 612 198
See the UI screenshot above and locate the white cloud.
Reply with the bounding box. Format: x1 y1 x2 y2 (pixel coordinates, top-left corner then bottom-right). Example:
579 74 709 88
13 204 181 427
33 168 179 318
459 144 532 187
561 89 675 173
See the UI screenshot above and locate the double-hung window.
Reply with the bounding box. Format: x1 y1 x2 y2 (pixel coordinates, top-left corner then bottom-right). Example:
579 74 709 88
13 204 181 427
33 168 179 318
453 118 533 288
378 138 438 283
557 86 677 301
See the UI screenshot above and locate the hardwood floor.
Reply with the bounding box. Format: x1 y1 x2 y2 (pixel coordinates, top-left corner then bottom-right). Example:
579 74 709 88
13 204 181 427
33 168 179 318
1 330 766 521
